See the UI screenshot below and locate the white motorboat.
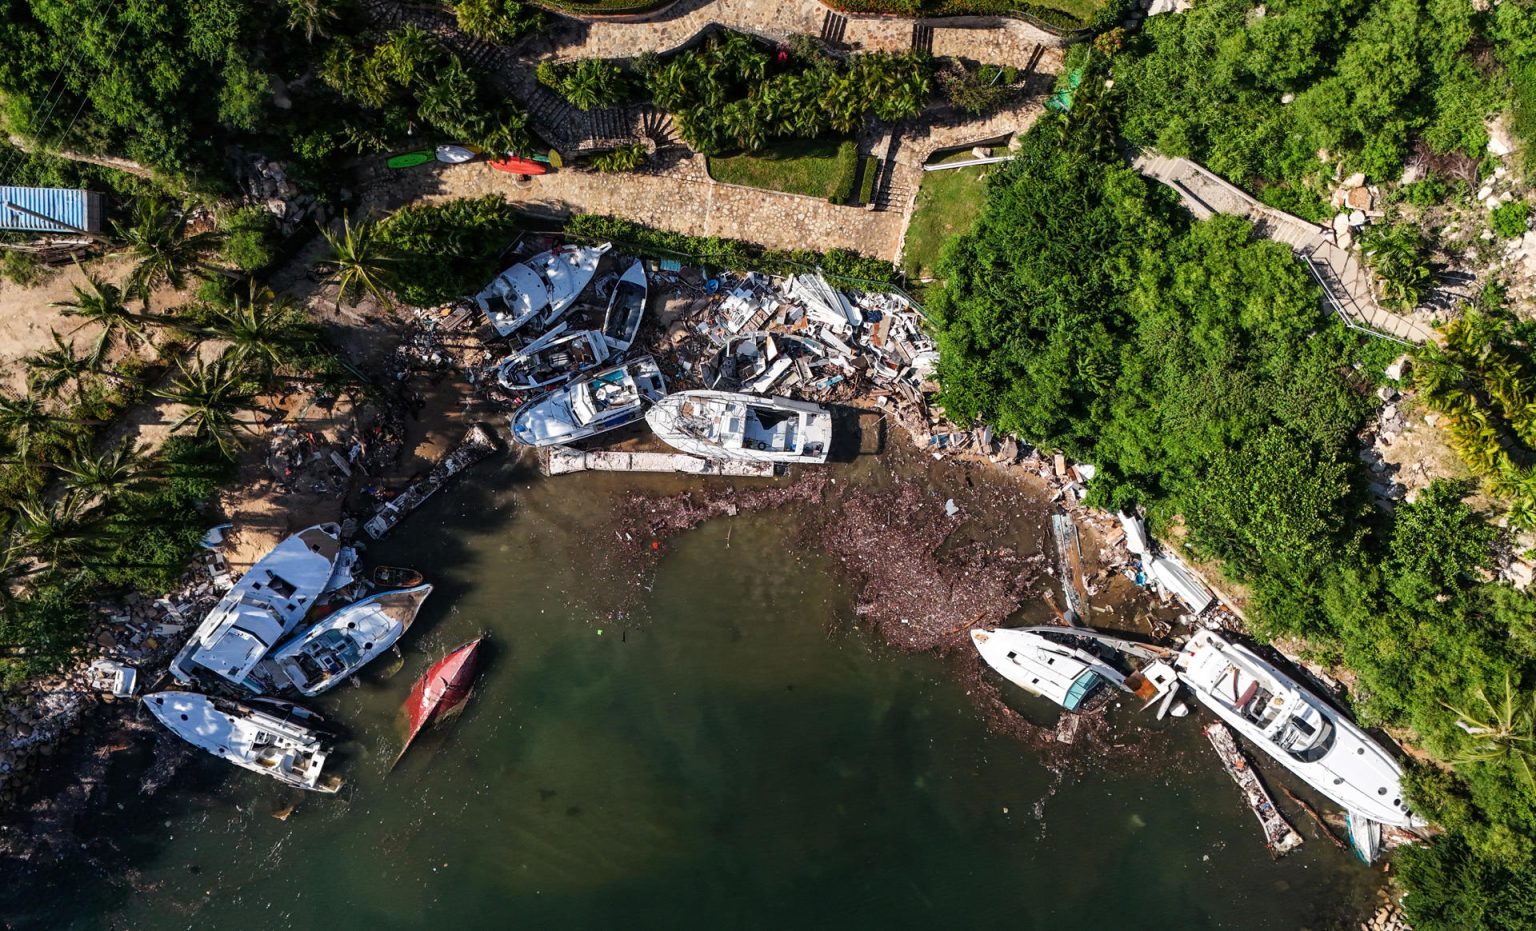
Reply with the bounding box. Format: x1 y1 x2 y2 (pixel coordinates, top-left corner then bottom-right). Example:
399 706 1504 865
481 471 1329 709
970 627 1128 712
262 584 433 697
600 258 648 352
509 355 666 447
1175 629 1421 827
645 390 833 464
144 691 341 793
169 524 342 691
474 242 612 337
1347 812 1384 864
494 324 610 392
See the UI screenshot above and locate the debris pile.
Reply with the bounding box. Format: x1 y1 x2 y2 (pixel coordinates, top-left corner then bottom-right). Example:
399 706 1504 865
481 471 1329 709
226 147 334 236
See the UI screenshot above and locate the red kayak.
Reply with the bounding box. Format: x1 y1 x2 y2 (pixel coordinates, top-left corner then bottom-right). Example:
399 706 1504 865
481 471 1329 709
488 156 548 176
393 636 485 767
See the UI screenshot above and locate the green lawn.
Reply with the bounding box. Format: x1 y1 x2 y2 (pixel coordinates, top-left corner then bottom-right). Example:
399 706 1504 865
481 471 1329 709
708 138 858 201
901 150 993 280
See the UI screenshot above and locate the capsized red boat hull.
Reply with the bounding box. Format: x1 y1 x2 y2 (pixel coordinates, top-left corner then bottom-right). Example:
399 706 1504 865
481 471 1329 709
394 637 485 766
489 157 548 176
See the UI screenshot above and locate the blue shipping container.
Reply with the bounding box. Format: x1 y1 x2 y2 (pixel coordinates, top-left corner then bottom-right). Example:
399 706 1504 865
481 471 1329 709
0 186 105 233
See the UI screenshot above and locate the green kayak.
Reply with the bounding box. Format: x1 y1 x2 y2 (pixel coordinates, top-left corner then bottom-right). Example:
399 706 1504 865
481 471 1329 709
386 150 434 169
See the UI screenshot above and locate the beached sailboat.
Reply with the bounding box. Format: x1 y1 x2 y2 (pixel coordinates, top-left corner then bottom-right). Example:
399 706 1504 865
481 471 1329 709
970 626 1128 712
145 691 342 793
169 524 343 691
1175 629 1422 827
494 324 610 392
600 258 648 352
645 390 833 464
509 356 667 447
263 584 434 697
395 637 485 767
474 243 612 337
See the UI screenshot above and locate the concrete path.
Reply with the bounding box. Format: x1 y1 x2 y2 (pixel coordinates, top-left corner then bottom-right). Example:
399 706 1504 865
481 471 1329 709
367 153 910 258
1133 152 1436 344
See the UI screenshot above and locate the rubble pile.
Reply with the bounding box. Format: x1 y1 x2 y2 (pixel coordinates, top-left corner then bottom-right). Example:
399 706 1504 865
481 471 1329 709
226 147 335 237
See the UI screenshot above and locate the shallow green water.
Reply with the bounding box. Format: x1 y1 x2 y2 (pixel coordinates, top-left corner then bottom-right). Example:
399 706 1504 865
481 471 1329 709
8 456 1384 929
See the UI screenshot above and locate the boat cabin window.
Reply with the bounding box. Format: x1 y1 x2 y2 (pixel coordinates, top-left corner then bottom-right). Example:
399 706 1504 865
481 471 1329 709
1283 715 1336 763
1064 671 1104 712
266 574 297 599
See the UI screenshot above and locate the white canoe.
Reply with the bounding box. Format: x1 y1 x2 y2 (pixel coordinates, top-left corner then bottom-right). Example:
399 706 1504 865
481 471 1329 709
436 144 478 163
267 584 433 697
646 390 832 464
144 691 341 793
510 355 667 447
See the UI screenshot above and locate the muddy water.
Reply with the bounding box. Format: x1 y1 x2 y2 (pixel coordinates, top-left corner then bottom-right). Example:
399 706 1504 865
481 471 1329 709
6 449 1384 929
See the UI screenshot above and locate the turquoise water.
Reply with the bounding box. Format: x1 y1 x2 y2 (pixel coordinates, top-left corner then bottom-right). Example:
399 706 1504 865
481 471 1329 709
6 456 1383 929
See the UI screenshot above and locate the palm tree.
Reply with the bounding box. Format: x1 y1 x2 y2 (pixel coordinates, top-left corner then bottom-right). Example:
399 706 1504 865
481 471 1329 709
197 284 323 377
318 214 400 308
113 199 227 301
284 0 343 43
1445 673 1536 790
152 357 258 456
53 269 156 363
9 492 111 572
0 391 77 461
24 332 97 401
56 436 158 501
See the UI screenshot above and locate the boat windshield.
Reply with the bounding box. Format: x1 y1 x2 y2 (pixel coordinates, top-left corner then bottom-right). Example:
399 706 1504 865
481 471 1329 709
1063 671 1104 711
1280 713 1336 762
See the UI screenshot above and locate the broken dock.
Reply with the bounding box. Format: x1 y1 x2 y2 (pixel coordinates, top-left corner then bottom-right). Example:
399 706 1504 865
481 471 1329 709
1204 722 1304 856
542 447 776 477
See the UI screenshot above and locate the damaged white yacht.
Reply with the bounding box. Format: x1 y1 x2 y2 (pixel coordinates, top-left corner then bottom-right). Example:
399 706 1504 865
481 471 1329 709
475 242 612 337
169 524 345 691
1175 629 1422 828
145 691 341 793
645 390 832 464
509 356 667 447
971 627 1128 712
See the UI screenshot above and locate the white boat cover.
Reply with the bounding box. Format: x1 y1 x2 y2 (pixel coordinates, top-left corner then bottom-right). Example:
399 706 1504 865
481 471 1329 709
1119 511 1152 555
1148 554 1214 614
436 144 477 163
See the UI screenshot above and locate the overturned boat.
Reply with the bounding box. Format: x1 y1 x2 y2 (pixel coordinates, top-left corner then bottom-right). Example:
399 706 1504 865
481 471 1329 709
494 324 610 392
971 626 1128 712
262 584 434 697
509 355 666 447
1175 629 1421 828
396 636 486 767
645 390 832 464
169 524 343 691
474 242 612 337
145 691 341 793
600 258 648 352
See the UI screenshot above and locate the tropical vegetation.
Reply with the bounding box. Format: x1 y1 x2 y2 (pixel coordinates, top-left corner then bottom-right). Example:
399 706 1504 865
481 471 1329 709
927 40 1536 924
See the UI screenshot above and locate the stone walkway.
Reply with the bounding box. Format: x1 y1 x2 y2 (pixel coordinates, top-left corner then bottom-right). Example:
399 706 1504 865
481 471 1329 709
369 154 910 257
1133 152 1436 344
360 0 1063 263
535 0 1063 65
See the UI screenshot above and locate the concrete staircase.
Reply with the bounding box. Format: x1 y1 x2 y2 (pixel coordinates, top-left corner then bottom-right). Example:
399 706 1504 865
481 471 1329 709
1132 152 1435 344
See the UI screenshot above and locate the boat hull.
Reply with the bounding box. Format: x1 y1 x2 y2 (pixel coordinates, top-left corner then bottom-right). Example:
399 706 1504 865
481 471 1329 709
600 259 648 352
489 156 548 175
971 627 1124 712
396 637 486 766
